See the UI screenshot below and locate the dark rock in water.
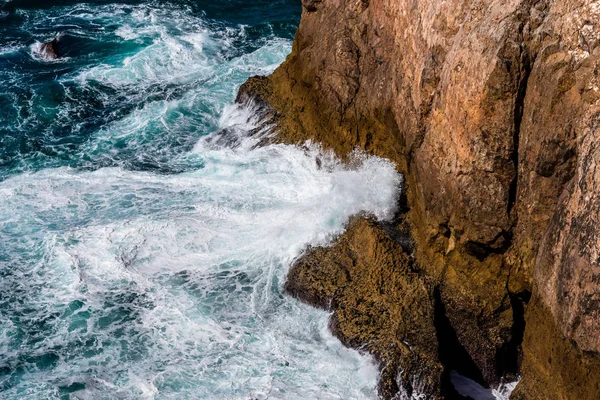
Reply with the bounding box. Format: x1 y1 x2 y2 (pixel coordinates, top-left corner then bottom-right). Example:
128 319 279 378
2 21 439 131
40 38 59 60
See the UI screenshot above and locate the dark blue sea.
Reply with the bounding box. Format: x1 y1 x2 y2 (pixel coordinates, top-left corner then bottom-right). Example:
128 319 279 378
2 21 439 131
0 1 402 398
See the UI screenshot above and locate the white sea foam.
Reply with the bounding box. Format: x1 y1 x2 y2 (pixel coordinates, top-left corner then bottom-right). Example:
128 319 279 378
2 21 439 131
0 44 19 56
75 34 290 167
450 371 519 400
0 109 400 398
73 5 236 88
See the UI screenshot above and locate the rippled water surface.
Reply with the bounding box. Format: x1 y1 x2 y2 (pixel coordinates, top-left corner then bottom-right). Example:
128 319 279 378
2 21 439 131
0 1 404 399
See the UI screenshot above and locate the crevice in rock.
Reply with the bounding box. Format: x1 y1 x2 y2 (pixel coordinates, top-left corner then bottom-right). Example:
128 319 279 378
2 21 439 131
337 36 361 124
434 287 489 398
379 181 414 253
507 33 533 216
495 290 531 379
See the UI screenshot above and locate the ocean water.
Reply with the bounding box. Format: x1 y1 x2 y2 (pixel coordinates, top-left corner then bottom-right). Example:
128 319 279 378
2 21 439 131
0 1 403 399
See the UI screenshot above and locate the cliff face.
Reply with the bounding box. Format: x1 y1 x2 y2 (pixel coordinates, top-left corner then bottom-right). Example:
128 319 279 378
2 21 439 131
238 0 600 398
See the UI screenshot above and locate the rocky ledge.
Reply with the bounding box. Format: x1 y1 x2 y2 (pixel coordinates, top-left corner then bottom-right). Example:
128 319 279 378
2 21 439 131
238 0 600 398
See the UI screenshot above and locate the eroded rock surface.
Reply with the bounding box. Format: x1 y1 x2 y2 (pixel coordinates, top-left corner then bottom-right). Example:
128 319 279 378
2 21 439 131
509 2 600 398
286 218 443 398
238 0 600 398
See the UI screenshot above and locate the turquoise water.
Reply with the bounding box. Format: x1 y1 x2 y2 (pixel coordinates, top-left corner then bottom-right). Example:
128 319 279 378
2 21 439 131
0 1 404 399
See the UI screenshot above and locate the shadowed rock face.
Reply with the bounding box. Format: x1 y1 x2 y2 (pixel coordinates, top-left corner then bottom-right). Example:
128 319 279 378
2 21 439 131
301 0 322 12
238 0 600 398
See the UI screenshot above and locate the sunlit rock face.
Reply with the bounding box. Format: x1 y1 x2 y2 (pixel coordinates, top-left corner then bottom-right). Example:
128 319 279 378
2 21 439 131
240 0 600 398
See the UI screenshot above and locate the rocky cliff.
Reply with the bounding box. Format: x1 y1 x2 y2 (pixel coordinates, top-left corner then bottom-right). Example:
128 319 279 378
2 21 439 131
238 0 600 398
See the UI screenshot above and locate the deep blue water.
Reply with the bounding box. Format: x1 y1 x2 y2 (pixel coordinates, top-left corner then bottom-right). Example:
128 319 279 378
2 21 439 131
0 1 405 399
0 0 299 180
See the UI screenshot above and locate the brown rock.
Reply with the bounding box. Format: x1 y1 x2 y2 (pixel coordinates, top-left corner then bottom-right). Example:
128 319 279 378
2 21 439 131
286 218 443 399
246 0 532 389
509 1 600 398
238 0 600 397
301 0 322 12
510 299 600 400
